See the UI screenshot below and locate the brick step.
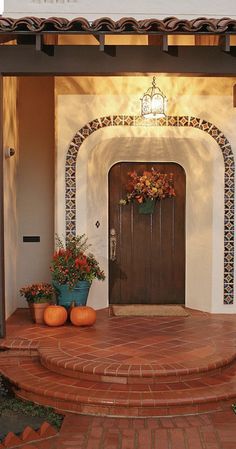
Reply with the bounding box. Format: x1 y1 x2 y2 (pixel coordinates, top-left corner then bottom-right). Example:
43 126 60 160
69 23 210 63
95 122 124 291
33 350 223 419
39 346 236 384
1 358 236 417
0 338 39 352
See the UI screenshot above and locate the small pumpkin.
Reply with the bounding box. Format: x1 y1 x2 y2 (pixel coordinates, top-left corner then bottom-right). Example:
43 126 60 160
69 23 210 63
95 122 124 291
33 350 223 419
44 305 67 327
70 306 96 327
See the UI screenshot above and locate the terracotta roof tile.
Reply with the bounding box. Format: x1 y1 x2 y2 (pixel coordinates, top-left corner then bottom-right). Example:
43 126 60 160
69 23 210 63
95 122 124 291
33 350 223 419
0 16 236 34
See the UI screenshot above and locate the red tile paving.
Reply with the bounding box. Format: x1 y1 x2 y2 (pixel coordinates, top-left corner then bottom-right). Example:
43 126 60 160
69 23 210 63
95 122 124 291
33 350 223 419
1 308 236 447
3 412 235 449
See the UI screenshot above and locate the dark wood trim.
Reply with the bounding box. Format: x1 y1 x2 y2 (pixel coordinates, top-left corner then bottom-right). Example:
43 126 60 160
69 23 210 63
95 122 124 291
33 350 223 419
1 45 236 75
0 75 5 338
233 84 236 107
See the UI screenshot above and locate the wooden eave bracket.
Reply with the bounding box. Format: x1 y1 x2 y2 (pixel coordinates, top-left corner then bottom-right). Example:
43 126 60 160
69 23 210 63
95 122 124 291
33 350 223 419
93 34 116 57
162 35 168 52
35 34 54 56
220 34 230 52
36 34 42 51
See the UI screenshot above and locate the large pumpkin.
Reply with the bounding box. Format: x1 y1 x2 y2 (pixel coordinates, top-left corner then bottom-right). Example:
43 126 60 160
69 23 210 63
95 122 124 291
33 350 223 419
44 305 67 327
70 306 96 327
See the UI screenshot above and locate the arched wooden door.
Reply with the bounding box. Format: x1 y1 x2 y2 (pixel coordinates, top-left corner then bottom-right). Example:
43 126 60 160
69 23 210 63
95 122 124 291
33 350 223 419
109 162 186 305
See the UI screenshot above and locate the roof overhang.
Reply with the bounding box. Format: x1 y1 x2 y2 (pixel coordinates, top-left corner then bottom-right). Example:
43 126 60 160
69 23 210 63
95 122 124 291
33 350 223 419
1 16 236 34
1 17 236 76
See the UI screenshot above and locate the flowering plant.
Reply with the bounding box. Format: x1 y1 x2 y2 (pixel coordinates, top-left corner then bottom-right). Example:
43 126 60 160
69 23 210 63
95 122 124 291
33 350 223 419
120 168 176 205
50 234 105 290
20 283 54 304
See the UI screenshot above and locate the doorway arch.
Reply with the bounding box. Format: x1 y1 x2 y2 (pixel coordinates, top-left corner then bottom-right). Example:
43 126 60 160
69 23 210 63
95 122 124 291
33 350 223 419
65 115 234 305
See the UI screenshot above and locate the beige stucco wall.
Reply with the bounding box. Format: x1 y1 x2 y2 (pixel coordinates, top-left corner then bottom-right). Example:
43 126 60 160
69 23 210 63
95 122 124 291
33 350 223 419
3 77 18 318
55 76 236 313
16 77 55 308
4 0 236 19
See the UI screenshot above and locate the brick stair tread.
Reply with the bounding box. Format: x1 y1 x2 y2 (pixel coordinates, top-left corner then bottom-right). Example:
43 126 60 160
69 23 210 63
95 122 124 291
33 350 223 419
1 358 236 408
0 338 39 351
39 346 236 381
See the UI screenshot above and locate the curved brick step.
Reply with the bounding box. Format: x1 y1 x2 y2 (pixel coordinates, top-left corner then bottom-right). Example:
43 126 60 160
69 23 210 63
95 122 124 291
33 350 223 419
39 346 236 384
1 358 236 417
0 338 39 352
0 339 39 362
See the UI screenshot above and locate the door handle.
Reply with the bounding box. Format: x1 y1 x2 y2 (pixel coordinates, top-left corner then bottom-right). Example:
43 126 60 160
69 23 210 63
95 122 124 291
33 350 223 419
110 228 117 261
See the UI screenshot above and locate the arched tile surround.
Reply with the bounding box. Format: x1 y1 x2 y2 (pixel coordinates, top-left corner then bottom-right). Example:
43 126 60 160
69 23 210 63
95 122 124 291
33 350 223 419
65 115 235 305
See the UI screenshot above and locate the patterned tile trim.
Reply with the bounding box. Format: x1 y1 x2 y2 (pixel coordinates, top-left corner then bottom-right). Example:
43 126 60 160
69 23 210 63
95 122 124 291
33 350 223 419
65 115 235 305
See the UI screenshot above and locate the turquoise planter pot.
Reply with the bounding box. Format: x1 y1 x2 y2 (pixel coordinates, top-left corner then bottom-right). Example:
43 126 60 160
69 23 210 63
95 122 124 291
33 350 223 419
138 198 155 215
53 281 91 308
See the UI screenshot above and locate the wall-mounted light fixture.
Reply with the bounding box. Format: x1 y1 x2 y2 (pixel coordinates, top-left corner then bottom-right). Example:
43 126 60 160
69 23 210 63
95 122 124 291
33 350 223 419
140 77 168 119
5 147 15 158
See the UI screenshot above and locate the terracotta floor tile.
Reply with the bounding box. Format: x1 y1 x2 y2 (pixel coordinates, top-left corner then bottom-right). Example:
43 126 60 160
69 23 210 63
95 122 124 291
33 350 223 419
1 308 236 448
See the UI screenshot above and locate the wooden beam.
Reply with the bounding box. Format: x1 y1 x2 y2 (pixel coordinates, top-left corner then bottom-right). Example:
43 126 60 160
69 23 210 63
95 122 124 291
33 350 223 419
36 34 43 52
233 84 236 107
148 35 162 46
220 35 230 53
148 35 168 52
0 74 5 338
98 35 105 51
0 45 236 75
195 35 220 46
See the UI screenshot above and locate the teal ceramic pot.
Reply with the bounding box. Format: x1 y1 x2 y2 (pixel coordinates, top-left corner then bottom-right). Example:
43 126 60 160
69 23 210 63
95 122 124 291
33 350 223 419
138 198 155 214
53 281 91 308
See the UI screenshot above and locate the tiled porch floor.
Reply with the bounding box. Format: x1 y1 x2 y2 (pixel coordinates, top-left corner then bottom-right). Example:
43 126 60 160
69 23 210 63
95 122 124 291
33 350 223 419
0 307 236 448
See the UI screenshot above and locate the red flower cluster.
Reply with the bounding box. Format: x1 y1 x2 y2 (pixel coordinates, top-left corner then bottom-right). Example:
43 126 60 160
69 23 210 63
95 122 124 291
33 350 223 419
20 283 54 304
120 168 176 205
50 234 105 290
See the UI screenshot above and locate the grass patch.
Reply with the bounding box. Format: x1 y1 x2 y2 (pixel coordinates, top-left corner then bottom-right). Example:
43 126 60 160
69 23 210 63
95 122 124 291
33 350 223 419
0 374 64 434
0 397 64 430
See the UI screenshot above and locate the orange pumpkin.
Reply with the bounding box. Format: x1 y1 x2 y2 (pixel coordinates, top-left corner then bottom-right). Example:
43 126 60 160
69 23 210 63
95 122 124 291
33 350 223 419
44 305 67 327
70 306 96 327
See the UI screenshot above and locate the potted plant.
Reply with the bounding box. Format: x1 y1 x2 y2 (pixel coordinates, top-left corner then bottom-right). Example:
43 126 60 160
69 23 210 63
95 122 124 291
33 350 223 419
50 234 105 308
120 168 176 214
20 283 55 324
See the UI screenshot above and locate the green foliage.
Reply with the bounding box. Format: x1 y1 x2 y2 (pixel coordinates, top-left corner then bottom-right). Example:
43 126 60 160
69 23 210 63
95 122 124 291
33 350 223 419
0 397 63 430
232 404 236 414
51 233 105 289
19 283 54 304
56 233 91 254
0 374 15 397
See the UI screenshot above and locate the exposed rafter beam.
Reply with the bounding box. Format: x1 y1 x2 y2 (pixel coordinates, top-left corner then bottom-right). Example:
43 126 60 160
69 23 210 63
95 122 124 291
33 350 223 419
98 34 105 52
36 34 42 52
1 46 236 75
93 34 116 57
162 35 168 52
221 35 231 53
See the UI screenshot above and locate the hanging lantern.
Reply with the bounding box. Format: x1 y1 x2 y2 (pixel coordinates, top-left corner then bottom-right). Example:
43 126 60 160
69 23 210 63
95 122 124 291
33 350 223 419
141 77 168 119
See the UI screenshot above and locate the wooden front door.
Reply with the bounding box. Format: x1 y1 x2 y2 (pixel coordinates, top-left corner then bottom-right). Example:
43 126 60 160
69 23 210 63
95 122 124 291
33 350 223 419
109 162 186 305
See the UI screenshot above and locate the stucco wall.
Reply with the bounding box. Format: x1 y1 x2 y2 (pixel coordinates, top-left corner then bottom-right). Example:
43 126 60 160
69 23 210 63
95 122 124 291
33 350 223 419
55 76 236 313
4 0 236 19
16 77 55 307
3 77 18 318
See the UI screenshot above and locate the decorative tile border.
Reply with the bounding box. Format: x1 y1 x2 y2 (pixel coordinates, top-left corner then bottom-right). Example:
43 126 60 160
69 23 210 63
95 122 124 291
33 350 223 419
65 115 235 305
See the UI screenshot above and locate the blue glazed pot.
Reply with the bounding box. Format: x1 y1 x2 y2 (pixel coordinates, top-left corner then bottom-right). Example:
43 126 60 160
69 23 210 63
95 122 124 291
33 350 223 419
53 281 91 308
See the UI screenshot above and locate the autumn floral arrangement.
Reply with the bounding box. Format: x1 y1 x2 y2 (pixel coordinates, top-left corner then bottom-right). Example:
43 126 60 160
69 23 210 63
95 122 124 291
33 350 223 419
120 168 176 211
20 283 54 304
50 234 105 290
